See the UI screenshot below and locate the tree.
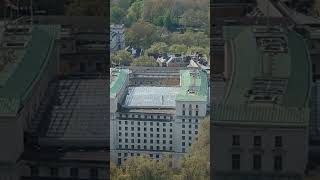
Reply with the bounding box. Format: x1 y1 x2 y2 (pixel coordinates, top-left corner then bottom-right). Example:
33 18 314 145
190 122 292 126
126 0 143 26
145 42 169 55
131 56 158 67
123 155 174 180
188 46 209 57
111 5 126 24
169 32 209 48
111 50 134 66
169 44 188 55
181 116 210 180
180 10 208 29
125 21 163 49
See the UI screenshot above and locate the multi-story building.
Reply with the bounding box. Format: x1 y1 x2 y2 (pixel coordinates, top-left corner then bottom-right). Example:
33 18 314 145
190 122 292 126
0 19 60 180
212 26 311 179
110 67 209 165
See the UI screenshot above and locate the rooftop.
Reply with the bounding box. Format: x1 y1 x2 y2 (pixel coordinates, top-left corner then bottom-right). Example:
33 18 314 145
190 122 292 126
110 68 129 98
0 23 60 114
176 69 208 102
123 87 180 108
215 26 311 125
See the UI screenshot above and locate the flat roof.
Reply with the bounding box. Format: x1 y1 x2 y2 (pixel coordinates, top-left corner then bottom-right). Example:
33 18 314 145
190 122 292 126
123 87 180 108
176 69 208 102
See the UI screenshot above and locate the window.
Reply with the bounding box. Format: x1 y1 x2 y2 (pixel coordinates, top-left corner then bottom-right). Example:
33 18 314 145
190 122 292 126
125 139 128 143
144 122 147 125
163 134 166 138
196 105 198 108
131 139 134 143
70 168 79 177
90 168 98 178
131 121 134 125
182 136 185 140
182 119 185 123
232 154 240 170
183 104 185 108
157 122 159 126
163 140 166 144
182 142 185 146
125 133 128 136
157 115 160 119
182 110 185 116
189 104 192 108
163 146 166 150
138 122 141 125
119 127 122 130
125 127 128 131
119 121 122 124
144 133 147 137
119 132 122 136
144 139 147 143
137 133 140 137
131 127 134 131
138 139 141 143
125 121 128 124
150 122 153 126
163 123 166 126
150 139 153 143
182 148 185 152
163 128 166 132
118 158 121 165
275 136 282 147
195 111 198 116
157 128 159 132
150 128 153 132
182 124 185 128
195 125 198 129
253 154 261 170
182 130 185 134
138 115 141 118
274 155 282 171
119 139 122 143
254 136 261 147
138 127 141 131
232 135 240 146
189 110 192 116
50 167 58 177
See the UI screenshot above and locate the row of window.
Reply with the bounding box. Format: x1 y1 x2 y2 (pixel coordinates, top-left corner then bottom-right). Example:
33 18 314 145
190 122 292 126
182 104 199 109
117 153 161 164
119 121 173 126
182 124 198 129
182 110 199 116
30 166 99 178
119 138 173 144
232 154 282 171
119 132 173 138
182 130 198 135
118 144 172 151
119 126 172 133
182 119 199 123
232 135 283 147
120 114 173 120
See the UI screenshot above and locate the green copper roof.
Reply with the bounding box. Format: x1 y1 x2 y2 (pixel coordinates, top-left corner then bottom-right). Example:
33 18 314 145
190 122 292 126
0 25 60 114
110 68 129 98
214 26 311 125
176 69 208 102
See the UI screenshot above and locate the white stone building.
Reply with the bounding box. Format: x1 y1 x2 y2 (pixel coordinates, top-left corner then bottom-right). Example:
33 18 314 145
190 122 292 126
110 68 209 165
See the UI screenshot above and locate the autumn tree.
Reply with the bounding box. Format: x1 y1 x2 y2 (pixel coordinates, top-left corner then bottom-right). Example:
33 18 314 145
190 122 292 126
111 50 133 66
125 21 163 49
181 116 210 180
131 56 158 67
169 44 188 55
145 42 169 56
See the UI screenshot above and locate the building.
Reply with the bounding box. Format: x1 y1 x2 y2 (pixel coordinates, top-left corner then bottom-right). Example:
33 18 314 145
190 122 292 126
110 67 209 165
35 16 108 75
0 19 60 180
212 26 311 179
110 24 125 53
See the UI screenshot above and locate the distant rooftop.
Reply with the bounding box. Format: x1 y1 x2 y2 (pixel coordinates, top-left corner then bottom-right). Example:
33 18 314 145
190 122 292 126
124 87 180 108
176 69 208 102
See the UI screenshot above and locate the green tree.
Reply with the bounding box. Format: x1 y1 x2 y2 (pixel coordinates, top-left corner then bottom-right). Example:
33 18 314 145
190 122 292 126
111 50 133 66
169 44 188 55
111 5 126 24
188 46 209 57
126 0 143 26
131 56 158 67
169 32 209 48
145 42 169 55
181 116 210 180
180 10 208 29
123 155 174 180
125 21 163 49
